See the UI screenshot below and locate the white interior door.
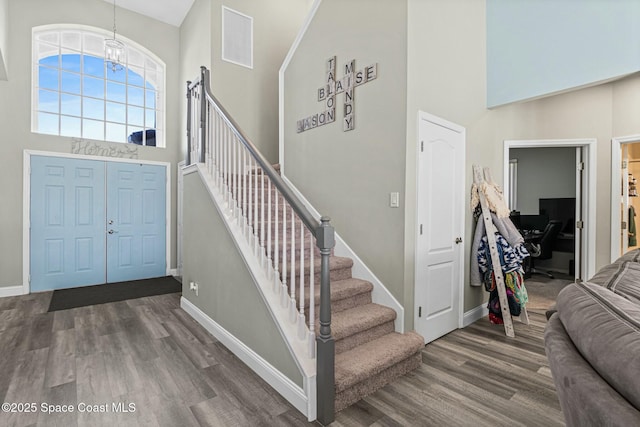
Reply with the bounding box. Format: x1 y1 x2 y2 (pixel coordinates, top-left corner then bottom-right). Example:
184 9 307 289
415 112 465 344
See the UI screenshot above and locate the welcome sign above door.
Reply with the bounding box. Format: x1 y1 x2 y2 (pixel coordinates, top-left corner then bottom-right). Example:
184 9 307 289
296 56 378 133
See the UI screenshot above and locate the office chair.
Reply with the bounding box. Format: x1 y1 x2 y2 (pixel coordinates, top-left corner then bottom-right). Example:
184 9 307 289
530 220 563 279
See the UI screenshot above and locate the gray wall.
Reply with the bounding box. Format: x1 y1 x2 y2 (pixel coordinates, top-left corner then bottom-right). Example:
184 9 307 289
0 0 181 289
182 171 302 387
179 0 212 163
511 147 576 215
282 0 409 321
0 0 7 79
206 0 311 164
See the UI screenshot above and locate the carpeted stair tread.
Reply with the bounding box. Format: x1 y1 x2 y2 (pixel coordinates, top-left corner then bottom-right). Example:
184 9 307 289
335 331 424 393
327 303 396 342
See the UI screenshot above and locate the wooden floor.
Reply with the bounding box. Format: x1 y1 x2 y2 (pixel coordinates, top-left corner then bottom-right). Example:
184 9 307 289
0 291 564 427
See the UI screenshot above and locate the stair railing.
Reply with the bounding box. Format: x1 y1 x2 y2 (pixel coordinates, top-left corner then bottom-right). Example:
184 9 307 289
187 66 335 424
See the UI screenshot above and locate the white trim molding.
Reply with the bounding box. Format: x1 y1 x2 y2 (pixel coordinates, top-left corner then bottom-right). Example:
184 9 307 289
611 134 640 262
0 286 27 298
180 297 310 418
503 139 597 280
462 304 489 327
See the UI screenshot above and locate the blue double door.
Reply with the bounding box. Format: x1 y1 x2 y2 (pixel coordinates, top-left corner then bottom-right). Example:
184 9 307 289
30 156 166 292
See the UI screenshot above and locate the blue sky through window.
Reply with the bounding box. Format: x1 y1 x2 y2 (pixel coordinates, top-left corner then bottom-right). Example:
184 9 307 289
37 53 158 144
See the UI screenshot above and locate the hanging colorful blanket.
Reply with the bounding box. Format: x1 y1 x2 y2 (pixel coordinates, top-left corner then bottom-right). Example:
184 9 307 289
477 233 529 323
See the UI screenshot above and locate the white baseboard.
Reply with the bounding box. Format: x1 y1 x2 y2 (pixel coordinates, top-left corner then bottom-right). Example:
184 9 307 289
180 297 310 418
0 286 26 298
168 268 178 277
462 303 488 327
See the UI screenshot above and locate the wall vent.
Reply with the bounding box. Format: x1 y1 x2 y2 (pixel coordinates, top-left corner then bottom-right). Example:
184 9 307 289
222 6 253 69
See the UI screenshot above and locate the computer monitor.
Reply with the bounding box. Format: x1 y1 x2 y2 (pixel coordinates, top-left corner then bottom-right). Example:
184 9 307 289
539 198 576 233
519 214 549 232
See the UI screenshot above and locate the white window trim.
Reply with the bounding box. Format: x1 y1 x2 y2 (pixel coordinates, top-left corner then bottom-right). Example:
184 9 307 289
31 24 166 147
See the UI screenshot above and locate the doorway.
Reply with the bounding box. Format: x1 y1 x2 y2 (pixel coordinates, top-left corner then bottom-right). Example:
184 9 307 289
26 152 170 292
611 135 640 261
503 139 596 283
414 112 465 344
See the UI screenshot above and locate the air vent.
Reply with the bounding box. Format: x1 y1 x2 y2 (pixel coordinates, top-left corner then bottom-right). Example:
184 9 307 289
222 6 253 69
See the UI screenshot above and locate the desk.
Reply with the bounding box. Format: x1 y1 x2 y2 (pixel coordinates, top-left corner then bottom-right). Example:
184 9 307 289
555 233 575 253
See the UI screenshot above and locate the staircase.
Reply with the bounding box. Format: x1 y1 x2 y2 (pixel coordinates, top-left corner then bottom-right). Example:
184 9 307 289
186 66 424 422
252 168 425 413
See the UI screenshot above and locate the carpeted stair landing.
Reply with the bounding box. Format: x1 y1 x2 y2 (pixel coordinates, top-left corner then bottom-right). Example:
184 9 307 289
249 167 425 413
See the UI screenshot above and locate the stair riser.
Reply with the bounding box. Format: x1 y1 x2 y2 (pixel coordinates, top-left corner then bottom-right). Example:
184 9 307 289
278 265 352 285
335 352 422 413
334 321 395 354
306 292 372 319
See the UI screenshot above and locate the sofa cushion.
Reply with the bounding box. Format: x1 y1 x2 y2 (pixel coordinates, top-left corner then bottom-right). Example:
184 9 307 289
556 281 640 410
615 248 640 264
544 314 640 426
594 261 640 305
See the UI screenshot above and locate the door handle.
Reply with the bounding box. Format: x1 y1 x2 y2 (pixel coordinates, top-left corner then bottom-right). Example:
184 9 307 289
455 237 462 244
108 220 114 225
108 229 118 234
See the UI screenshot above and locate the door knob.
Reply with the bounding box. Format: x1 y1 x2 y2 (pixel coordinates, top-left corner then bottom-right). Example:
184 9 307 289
455 237 462 244
108 220 114 225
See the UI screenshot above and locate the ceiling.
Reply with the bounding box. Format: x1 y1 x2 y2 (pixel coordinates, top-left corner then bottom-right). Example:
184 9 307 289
102 0 195 27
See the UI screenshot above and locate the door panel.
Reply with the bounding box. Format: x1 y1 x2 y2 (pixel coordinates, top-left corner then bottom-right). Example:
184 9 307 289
106 162 166 283
30 156 106 291
416 115 464 343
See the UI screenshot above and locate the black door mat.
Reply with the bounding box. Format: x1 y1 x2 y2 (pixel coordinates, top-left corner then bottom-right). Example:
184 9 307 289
48 276 182 312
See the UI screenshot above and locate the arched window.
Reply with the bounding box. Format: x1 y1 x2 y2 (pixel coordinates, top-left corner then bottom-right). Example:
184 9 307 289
32 25 165 147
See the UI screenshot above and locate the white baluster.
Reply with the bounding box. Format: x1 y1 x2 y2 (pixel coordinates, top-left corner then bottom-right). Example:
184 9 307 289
253 162 258 254
260 169 265 266
274 189 280 293
247 155 252 241
309 236 315 357
281 199 288 308
241 147 246 232
298 221 306 340
290 205 297 322
267 177 272 277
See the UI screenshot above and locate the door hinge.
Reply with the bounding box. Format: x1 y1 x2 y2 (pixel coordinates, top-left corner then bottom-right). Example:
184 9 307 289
577 220 584 229
578 162 585 171
623 160 628 169
419 224 423 235
28 275 31 284
418 306 422 318
420 141 424 152
622 221 627 230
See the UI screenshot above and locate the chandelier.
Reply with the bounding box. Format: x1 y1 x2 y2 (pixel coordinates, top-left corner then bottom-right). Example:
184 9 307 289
104 0 126 72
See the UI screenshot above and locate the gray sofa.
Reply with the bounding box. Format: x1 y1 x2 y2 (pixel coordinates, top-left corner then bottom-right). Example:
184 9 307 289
544 250 640 426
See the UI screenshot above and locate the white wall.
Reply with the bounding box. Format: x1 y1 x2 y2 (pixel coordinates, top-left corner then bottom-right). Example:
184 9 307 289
0 0 181 289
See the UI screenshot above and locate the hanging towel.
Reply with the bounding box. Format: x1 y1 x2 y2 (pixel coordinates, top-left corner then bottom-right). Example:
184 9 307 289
630 205 637 247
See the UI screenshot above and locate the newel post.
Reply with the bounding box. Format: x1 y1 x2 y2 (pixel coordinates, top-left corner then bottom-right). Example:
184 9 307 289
186 80 192 166
199 66 207 164
316 216 335 425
